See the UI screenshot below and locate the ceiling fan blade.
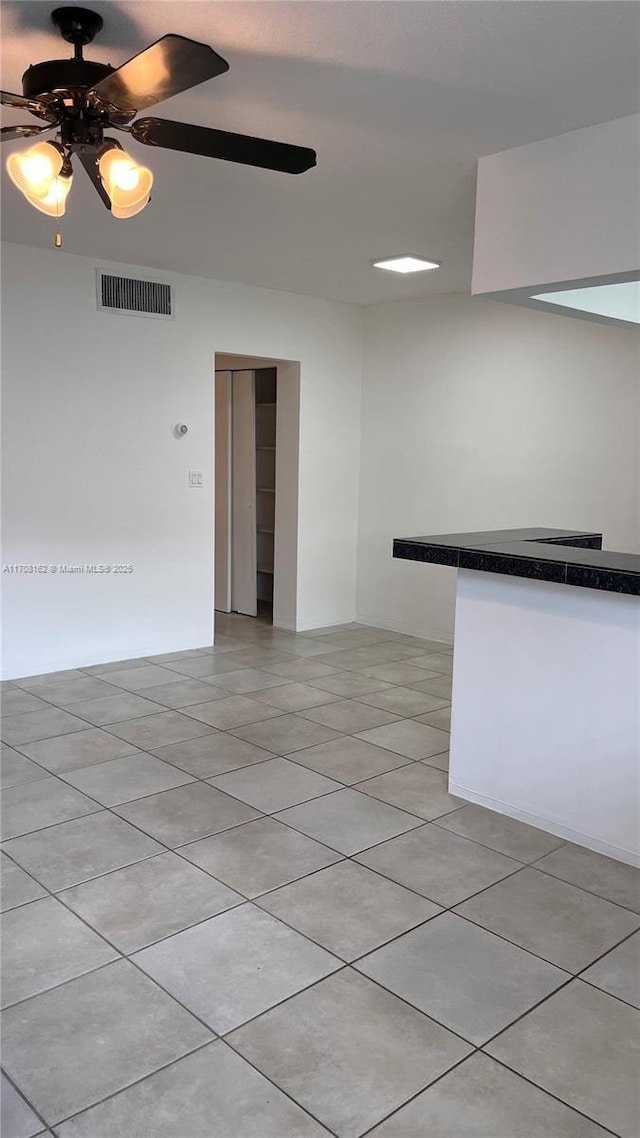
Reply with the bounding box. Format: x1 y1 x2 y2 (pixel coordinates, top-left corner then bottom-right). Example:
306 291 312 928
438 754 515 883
1 123 53 142
1 90 61 122
131 117 317 174
77 150 111 210
87 35 229 116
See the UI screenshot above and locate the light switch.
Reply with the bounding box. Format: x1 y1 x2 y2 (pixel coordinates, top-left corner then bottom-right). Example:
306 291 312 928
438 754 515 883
188 470 204 487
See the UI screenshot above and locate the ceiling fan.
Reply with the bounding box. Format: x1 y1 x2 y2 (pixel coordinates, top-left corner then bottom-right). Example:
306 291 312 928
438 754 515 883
2 6 317 220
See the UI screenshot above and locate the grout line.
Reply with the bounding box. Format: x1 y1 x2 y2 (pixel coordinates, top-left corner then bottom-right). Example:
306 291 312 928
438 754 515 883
0 1065 51 1136
482 1052 623 1137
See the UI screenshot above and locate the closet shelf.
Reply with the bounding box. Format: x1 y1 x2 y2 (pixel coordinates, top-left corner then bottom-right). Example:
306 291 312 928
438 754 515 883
257 565 274 575
256 487 275 493
256 446 276 451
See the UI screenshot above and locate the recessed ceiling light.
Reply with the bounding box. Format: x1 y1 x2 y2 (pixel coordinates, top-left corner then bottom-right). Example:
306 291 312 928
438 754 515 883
372 255 441 274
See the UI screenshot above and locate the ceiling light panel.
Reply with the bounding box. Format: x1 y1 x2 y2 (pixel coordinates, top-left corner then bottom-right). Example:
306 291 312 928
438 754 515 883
373 256 441 274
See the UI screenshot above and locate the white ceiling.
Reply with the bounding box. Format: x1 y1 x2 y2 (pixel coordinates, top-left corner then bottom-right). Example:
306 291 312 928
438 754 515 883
1 1 639 304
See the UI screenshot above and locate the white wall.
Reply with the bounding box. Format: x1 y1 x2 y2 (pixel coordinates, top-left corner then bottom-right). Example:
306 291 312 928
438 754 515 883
472 114 640 297
1 242 362 678
356 292 640 641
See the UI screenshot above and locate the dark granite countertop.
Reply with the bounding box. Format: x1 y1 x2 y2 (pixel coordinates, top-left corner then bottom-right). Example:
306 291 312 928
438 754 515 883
393 528 640 595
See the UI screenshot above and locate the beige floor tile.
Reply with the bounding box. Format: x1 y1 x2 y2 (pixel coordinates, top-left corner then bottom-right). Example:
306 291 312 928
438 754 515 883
105 711 215 749
15 729 139 774
100 664 185 691
359 663 442 685
63 691 166 725
298 700 399 734
408 674 453 699
114 783 260 847
209 756 341 813
367 1052 611 1137
275 788 422 855
486 980 640 1138
356 764 461 820
415 706 451 732
229 714 342 755
1 688 52 717
18 676 119 710
258 860 440 960
179 696 283 730
357 720 450 760
150 732 275 777
0 1070 47 1138
1 747 48 790
435 804 565 863
3 811 164 891
133 904 341 1033
291 736 411 784
421 750 449 771
1 777 101 839
308 672 393 698
357 911 568 1045
180 816 341 897
205 668 290 694
229 968 471 1138
55 1043 331 1138
0 851 47 911
1 895 117 1007
0 708 88 747
265 659 339 681
360 687 450 717
0 959 211 1125
456 866 640 972
357 825 521 906
61 851 243 953
60 753 194 806
534 842 640 913
123 679 228 709
407 652 454 673
250 682 342 712
580 931 640 1008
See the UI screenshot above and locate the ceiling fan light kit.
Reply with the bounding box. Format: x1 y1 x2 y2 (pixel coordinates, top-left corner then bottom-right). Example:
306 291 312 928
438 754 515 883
97 143 153 218
3 5 317 223
6 139 74 216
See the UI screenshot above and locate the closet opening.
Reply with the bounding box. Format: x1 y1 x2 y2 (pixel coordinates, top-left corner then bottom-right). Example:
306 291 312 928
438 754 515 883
214 354 300 630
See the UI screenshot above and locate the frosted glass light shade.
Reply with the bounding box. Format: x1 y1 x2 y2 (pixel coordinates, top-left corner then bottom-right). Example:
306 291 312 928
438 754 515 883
98 147 153 219
6 142 68 213
29 170 73 217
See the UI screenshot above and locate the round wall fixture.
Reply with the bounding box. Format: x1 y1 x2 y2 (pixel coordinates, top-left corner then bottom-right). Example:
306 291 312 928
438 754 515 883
174 423 188 437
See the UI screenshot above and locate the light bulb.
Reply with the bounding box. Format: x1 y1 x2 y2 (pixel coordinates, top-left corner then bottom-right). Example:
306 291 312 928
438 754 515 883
7 142 64 208
98 146 153 219
30 170 73 217
110 160 140 192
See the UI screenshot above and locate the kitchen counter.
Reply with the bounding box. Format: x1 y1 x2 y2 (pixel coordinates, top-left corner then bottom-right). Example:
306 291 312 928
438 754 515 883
393 527 640 595
393 527 639 866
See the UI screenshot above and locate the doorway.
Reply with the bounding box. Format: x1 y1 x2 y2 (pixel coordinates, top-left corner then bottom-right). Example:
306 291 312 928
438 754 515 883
214 354 300 630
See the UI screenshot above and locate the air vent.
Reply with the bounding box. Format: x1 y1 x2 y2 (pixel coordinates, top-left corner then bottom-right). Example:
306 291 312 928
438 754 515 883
96 271 173 319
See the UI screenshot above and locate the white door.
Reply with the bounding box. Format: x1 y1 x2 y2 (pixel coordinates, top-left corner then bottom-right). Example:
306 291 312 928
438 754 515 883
214 371 232 612
231 370 257 616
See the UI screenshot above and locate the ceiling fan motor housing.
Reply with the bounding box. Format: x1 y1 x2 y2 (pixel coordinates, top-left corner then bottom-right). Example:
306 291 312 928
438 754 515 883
22 8 112 102
22 58 113 101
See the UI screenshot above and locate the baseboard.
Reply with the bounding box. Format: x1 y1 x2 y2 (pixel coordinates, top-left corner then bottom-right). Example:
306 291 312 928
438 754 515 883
355 611 454 647
294 615 359 633
449 782 640 868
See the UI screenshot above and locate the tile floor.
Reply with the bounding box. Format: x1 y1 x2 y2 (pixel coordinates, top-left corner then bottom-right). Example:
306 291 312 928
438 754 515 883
1 616 639 1138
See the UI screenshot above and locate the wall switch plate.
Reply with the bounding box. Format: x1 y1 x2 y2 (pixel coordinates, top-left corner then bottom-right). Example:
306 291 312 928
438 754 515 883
188 470 204 487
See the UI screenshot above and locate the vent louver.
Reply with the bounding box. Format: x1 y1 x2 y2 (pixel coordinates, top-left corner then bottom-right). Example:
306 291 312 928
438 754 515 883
97 272 173 318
